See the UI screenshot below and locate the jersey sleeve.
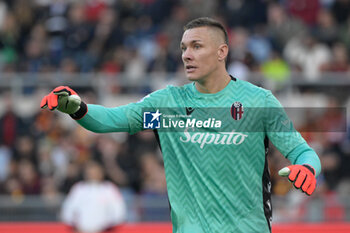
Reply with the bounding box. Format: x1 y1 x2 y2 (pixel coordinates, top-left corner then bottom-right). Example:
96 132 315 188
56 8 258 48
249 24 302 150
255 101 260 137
76 87 170 134
263 91 321 176
264 91 306 156
286 142 321 176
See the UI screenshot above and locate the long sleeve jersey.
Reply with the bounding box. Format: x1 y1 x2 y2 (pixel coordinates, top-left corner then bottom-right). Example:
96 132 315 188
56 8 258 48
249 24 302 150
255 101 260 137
76 78 321 233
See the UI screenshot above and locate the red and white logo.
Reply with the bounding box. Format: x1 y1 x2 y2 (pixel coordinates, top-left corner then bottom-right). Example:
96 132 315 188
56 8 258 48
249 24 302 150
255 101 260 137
231 102 244 120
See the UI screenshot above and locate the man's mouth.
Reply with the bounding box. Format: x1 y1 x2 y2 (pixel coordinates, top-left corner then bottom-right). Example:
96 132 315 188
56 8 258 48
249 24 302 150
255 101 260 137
186 65 197 73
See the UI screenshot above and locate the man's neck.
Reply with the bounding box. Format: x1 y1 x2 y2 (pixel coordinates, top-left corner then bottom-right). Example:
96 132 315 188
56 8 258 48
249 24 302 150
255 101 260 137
195 72 231 94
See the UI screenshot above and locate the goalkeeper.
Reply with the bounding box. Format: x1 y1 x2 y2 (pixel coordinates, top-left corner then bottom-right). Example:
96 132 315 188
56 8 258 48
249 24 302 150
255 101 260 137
41 17 321 233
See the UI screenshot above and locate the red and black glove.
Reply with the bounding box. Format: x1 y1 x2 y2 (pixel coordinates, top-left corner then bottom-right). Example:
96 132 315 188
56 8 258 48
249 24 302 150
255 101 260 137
278 164 316 196
40 86 87 119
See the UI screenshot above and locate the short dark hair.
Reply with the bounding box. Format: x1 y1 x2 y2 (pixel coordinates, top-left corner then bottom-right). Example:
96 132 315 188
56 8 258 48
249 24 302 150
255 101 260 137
184 17 229 45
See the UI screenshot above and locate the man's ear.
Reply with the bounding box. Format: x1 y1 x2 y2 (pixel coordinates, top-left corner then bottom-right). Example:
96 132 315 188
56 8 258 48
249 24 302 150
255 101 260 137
218 44 229 62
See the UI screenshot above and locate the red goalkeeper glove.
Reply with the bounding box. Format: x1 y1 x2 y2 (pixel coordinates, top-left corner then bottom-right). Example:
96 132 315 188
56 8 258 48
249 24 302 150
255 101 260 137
278 164 316 196
40 86 87 119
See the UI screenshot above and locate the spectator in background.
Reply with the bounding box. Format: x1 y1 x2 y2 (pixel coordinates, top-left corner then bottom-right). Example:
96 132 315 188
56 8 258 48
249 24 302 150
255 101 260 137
313 8 339 46
266 3 307 52
12 0 35 38
64 2 95 72
17 159 40 195
228 27 260 80
0 143 11 184
227 53 251 81
3 176 24 201
0 11 20 71
41 176 62 207
19 23 50 73
321 42 350 72
60 162 81 194
261 50 291 91
60 57 79 73
88 7 124 60
43 0 69 67
138 152 169 221
284 31 331 80
139 152 167 195
162 5 189 59
181 0 217 19
0 93 22 148
247 25 272 64
84 0 108 23
100 46 126 75
222 0 268 28
61 161 126 233
123 49 148 92
330 0 350 25
286 0 321 26
13 135 37 164
229 27 249 64
338 17 350 53
93 135 130 188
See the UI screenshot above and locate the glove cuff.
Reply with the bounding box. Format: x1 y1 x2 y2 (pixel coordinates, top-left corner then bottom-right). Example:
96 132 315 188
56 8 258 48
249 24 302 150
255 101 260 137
302 164 315 175
70 102 88 120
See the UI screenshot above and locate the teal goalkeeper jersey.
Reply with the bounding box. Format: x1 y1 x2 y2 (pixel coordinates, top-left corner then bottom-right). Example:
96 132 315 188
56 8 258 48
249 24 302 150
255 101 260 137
77 78 321 233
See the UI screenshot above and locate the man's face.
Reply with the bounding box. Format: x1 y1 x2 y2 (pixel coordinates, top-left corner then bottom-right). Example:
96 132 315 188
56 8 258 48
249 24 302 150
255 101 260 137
84 164 103 182
181 27 223 81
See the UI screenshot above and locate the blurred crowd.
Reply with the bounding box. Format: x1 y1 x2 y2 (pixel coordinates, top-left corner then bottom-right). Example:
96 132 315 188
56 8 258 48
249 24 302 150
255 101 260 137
0 93 167 197
0 0 350 81
1 0 350 222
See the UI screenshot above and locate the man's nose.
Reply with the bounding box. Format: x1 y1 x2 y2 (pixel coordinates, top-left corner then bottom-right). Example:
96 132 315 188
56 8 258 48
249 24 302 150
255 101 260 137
182 49 193 61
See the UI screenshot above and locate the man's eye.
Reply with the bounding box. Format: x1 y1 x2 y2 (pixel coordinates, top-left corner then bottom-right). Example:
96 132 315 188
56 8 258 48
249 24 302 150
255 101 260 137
181 47 186 52
194 44 201 49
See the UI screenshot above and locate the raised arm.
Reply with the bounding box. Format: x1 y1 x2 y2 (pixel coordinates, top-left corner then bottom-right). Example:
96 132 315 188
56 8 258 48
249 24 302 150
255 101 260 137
40 86 169 134
40 86 133 133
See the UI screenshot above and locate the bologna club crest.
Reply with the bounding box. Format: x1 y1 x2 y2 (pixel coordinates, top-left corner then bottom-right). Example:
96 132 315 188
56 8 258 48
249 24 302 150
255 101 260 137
231 102 244 120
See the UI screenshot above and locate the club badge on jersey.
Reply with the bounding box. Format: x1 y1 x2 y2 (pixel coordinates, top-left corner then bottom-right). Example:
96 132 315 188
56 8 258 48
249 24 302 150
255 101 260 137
231 102 244 121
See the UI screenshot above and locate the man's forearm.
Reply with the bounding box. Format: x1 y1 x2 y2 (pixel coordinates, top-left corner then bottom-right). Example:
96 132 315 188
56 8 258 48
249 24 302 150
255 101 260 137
76 104 130 133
